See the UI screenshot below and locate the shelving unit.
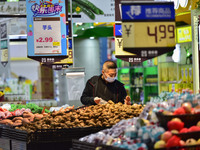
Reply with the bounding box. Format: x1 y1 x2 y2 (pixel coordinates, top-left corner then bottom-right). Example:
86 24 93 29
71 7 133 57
117 58 158 104
158 57 193 94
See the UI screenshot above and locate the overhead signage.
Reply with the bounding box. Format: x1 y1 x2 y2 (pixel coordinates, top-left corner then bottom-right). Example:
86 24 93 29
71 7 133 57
0 23 7 39
121 2 175 21
177 26 192 43
114 23 148 64
26 0 68 63
1 49 8 67
68 0 115 23
121 2 176 59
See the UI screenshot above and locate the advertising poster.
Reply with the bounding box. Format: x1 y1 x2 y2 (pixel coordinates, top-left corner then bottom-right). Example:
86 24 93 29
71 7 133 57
68 0 115 22
26 0 68 62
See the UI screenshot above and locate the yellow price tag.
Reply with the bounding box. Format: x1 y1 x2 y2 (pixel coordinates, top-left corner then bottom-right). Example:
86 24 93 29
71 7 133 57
53 42 60 46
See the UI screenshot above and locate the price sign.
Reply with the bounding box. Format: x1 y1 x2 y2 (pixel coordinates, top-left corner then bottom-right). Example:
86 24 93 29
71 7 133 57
114 23 149 64
26 0 68 62
122 22 175 49
34 17 61 55
121 2 175 58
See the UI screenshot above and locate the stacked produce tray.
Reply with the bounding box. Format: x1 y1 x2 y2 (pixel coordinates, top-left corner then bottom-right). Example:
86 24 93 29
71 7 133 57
72 139 126 150
156 112 200 129
0 125 109 150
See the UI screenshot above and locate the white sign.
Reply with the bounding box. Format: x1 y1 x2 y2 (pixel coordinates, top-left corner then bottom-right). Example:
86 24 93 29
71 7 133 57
33 17 62 55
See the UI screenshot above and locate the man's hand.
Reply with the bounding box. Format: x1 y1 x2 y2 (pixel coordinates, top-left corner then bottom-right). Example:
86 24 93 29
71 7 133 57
94 97 107 104
124 96 131 105
94 97 101 104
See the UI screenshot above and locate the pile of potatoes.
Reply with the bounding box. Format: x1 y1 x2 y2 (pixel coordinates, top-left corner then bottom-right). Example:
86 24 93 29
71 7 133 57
0 111 48 127
16 101 144 132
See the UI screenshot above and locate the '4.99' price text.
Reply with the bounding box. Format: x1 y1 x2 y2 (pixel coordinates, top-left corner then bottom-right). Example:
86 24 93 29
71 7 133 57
147 24 175 43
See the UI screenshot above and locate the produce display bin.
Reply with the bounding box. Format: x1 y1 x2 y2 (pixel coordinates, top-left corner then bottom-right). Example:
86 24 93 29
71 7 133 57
156 112 200 130
0 125 110 150
72 139 126 150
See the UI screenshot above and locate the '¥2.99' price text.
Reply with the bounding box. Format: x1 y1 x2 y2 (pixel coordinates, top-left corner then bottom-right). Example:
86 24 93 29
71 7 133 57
147 24 175 43
36 37 53 43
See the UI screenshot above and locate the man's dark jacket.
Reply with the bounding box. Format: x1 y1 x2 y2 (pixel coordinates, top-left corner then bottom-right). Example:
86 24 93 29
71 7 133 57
81 75 127 105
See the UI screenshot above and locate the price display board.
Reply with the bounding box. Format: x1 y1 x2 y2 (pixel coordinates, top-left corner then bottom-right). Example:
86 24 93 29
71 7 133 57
26 0 68 63
121 2 175 59
114 23 148 64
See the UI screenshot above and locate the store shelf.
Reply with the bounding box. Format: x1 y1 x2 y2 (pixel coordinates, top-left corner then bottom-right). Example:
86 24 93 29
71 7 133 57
118 66 142 70
143 65 157 68
144 83 158 86
130 85 143 88
160 81 178 84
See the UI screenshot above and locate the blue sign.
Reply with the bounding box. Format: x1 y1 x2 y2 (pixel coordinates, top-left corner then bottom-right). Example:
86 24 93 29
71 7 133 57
26 0 68 57
121 2 175 21
68 39 72 49
115 24 122 37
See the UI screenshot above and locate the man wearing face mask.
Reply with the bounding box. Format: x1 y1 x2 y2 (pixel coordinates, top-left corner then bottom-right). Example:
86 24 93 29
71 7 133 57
80 60 131 105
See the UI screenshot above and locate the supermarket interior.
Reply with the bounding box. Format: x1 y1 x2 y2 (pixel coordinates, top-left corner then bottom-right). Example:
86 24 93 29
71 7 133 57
0 0 200 150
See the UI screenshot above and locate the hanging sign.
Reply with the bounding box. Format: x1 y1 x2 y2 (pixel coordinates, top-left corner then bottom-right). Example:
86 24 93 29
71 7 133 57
177 26 192 43
121 2 176 59
26 0 68 63
0 23 7 39
1 49 8 67
114 23 148 64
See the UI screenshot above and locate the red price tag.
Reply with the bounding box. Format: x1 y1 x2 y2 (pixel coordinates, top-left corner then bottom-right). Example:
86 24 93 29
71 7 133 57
36 37 53 43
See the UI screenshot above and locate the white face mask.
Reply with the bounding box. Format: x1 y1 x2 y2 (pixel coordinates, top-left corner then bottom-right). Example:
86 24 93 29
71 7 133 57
105 76 116 83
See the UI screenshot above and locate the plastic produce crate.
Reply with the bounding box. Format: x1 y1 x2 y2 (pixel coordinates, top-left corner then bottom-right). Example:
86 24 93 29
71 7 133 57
0 125 110 150
156 112 200 130
0 138 10 150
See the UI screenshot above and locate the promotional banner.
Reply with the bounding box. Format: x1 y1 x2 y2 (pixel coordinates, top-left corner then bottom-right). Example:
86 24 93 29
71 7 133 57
68 0 115 22
121 2 176 59
26 0 68 63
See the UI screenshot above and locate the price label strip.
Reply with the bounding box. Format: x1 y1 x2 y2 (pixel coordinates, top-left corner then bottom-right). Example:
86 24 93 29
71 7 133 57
34 17 61 55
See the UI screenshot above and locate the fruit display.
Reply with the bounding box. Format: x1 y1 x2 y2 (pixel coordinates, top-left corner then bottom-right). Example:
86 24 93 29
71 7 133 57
15 101 144 132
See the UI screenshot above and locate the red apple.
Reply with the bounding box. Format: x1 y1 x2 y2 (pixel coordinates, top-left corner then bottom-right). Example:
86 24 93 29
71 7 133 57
161 131 173 142
188 126 200 132
182 102 192 114
180 128 188 133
